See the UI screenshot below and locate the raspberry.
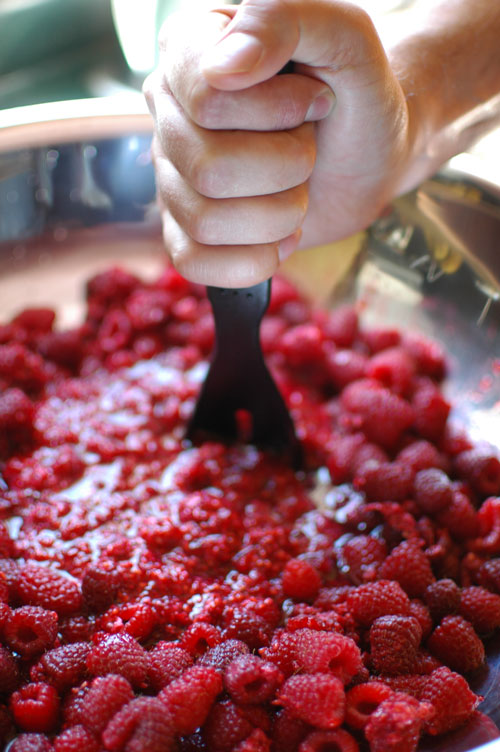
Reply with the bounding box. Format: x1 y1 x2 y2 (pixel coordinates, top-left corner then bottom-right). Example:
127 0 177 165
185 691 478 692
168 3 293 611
355 461 413 502
369 615 422 675
81 563 119 613
223 609 272 649
298 729 359 752
17 564 82 617
275 674 345 729
73 674 134 736
420 666 481 735
326 349 368 389
476 558 500 593
0 644 21 695
402 331 446 380
338 535 387 584
180 621 222 656
280 324 325 367
361 327 400 354
412 382 450 441
4 606 58 658
341 380 414 449
0 703 13 746
147 642 193 691
437 490 479 541
0 344 46 392
408 600 433 639
377 540 435 598
364 692 433 752
37 330 84 370
10 682 60 733
224 655 284 705
198 639 250 673
424 579 461 623
87 632 148 688
272 709 309 752
428 615 485 673
203 700 254 752
158 664 222 735
8 733 54 752
324 305 358 348
125 289 172 330
102 696 174 752
413 468 452 514
282 559 321 601
326 433 366 483
396 440 447 474
367 347 415 396
86 267 139 304
53 725 99 752
0 388 35 442
459 586 500 634
29 643 89 691
345 580 410 628
376 674 428 699
13 307 55 334
296 630 362 683
469 496 500 554
233 728 271 752
345 682 393 730
349 442 388 476
454 446 500 496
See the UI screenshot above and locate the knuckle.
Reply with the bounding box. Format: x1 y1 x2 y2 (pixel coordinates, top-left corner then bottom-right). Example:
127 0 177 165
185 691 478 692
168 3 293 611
187 202 217 245
187 81 221 128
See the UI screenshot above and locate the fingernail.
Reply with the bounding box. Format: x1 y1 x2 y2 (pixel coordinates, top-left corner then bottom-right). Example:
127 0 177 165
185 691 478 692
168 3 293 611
305 89 335 122
278 230 302 262
201 32 263 74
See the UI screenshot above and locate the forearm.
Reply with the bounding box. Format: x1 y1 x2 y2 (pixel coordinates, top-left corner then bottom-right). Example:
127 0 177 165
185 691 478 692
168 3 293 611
378 0 500 193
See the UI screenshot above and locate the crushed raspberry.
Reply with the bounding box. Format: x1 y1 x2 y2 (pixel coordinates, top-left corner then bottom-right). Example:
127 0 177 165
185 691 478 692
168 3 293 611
282 559 322 601
377 540 435 598
224 655 283 705
420 666 482 735
298 728 360 752
275 673 345 729
17 564 82 617
102 696 174 752
158 664 222 735
9 682 60 733
428 615 485 673
369 615 422 675
86 632 148 688
4 606 58 658
364 692 433 752
1 267 500 749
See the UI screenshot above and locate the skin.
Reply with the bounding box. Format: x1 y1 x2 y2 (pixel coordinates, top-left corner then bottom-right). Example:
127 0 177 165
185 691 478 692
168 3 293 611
144 0 500 287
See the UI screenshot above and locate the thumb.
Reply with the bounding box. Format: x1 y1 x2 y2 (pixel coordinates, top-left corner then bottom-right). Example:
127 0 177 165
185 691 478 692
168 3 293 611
201 0 385 92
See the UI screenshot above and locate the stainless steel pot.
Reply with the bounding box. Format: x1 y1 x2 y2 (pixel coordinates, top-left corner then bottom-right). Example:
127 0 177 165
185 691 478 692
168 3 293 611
1 96 500 752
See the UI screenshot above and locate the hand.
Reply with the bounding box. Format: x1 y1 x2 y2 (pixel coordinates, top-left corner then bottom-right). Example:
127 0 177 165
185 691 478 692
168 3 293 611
144 0 500 287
